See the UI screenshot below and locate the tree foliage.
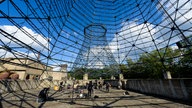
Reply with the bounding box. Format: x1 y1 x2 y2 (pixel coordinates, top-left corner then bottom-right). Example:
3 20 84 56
69 66 116 80
69 47 192 79
121 47 192 79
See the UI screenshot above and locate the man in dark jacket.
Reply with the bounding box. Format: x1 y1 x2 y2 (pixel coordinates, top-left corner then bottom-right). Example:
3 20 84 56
106 82 110 92
87 81 93 97
37 88 49 103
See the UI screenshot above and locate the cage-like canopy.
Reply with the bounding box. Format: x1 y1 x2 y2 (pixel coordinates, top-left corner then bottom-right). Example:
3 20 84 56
0 0 192 78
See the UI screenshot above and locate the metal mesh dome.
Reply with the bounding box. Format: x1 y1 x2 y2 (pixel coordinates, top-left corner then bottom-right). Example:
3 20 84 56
72 24 119 76
0 0 192 78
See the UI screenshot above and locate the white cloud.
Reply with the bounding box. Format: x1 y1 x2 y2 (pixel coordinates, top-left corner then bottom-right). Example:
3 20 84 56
158 0 192 36
112 0 192 61
73 32 78 36
0 49 38 58
81 21 162 64
0 25 49 59
170 45 178 50
0 25 49 50
75 0 192 65
73 44 118 69
109 0 192 63
109 21 157 63
52 66 61 71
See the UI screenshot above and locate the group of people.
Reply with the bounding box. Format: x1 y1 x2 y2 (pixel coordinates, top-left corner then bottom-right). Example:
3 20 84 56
37 80 111 103
87 81 111 97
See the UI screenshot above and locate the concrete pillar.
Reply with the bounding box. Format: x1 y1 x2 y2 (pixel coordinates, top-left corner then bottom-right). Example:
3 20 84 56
119 74 124 80
111 75 115 80
83 73 88 80
117 80 122 89
164 71 172 79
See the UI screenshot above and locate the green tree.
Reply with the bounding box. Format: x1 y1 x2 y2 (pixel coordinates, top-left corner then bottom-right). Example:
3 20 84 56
70 68 86 79
123 47 181 79
119 64 128 78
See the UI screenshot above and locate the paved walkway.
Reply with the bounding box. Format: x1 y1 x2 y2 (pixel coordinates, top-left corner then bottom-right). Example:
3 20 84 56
1 88 191 108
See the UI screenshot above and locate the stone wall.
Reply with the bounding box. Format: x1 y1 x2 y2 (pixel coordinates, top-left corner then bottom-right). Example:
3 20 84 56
103 79 192 102
0 79 41 93
0 79 69 94
125 79 192 102
40 71 67 81
1 79 191 102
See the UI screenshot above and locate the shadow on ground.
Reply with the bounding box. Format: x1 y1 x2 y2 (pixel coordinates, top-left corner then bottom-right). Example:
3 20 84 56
0 88 191 108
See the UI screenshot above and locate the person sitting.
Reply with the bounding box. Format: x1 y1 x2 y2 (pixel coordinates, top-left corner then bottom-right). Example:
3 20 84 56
124 91 129 95
37 88 49 103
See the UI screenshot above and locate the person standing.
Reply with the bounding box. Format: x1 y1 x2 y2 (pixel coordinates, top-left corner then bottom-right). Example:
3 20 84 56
106 82 110 92
59 81 63 91
87 81 93 98
98 81 102 90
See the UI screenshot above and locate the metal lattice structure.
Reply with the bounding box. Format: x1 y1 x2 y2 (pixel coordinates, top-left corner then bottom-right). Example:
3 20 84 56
0 0 192 79
72 24 119 75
